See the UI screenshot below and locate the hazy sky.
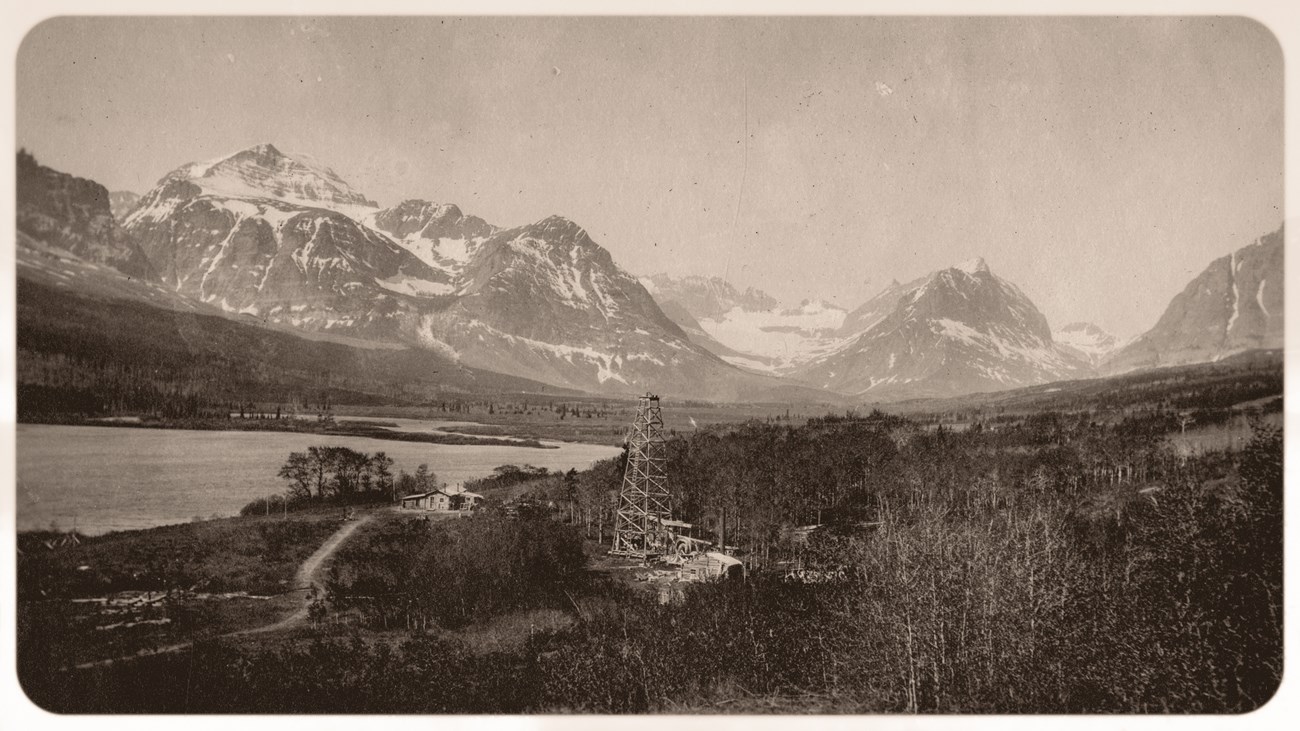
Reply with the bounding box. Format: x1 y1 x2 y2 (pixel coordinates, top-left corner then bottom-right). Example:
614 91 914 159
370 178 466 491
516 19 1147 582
17 16 1282 338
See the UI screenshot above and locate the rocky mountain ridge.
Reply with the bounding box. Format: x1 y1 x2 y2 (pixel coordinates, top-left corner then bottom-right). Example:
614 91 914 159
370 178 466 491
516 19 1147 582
1105 227 1284 373
17 150 156 281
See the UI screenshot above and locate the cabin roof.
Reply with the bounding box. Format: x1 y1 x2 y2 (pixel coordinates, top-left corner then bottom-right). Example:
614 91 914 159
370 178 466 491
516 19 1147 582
400 490 453 501
703 552 743 566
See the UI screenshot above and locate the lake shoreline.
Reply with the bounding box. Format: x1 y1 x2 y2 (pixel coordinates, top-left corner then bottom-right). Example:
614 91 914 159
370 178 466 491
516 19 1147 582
19 414 556 449
17 423 623 536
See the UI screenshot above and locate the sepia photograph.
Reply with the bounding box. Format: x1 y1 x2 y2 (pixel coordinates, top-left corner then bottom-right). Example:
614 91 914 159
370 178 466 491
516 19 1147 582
5 5 1290 720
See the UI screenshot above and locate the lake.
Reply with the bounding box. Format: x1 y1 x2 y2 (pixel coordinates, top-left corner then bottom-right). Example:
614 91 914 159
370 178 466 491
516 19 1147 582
15 422 623 535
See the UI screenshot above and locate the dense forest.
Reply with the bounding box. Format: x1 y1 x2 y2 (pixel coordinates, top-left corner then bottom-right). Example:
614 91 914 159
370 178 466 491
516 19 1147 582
19 395 1282 713
534 414 1283 712
501 402 1281 568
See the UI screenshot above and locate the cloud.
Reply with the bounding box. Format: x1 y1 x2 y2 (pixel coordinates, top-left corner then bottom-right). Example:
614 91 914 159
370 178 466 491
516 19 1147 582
875 81 894 97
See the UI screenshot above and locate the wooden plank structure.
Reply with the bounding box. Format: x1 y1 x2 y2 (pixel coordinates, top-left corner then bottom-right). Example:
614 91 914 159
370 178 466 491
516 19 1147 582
609 394 673 559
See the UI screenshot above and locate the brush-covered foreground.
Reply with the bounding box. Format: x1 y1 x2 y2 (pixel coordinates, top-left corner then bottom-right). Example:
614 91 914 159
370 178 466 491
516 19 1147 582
17 398 1282 713
17 505 354 668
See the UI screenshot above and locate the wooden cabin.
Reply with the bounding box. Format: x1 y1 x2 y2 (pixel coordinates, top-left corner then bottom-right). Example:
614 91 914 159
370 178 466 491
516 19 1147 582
399 490 454 511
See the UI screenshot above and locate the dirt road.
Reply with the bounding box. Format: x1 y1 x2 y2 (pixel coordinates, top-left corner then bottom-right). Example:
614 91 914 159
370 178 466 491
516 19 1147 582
71 510 380 669
231 510 377 635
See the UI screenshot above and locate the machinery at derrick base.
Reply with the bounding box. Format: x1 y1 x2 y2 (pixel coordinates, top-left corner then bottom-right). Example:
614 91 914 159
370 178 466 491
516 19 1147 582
608 394 744 583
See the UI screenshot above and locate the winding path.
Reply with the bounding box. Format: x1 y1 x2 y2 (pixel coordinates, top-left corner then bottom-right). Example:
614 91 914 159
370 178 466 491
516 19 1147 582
71 511 380 669
231 510 377 635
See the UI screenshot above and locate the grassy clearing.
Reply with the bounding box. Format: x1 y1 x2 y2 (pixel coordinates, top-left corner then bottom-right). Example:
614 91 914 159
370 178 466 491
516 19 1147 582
17 505 352 667
1164 410 1281 458
19 505 349 598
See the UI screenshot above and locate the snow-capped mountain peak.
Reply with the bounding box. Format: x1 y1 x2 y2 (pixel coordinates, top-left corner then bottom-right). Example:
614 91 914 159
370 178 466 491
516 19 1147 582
954 256 990 275
160 143 377 210
790 257 1092 399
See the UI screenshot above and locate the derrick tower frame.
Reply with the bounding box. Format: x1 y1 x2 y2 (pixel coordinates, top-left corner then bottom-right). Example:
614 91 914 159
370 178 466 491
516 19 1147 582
610 394 672 559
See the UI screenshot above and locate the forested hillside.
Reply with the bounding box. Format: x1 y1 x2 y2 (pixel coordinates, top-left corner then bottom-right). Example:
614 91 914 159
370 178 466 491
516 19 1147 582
15 278 570 421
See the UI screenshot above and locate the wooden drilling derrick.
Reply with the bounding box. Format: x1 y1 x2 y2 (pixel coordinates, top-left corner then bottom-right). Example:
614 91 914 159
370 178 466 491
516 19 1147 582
610 394 673 559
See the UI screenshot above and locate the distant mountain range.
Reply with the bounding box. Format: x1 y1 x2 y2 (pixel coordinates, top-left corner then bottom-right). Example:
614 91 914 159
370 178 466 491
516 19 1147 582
642 273 847 374
640 273 779 319
108 190 141 222
1053 322 1122 367
21 146 829 402
647 233 1284 400
652 263 1121 400
15 145 1284 404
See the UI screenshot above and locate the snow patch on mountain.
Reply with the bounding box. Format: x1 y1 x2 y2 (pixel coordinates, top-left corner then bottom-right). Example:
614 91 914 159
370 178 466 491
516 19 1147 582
719 353 782 374
375 274 454 297
1053 321 1121 365
389 235 474 274
437 237 473 265
124 193 183 226
695 302 849 371
646 272 849 370
464 318 631 384
1226 249 1240 333
933 317 981 343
